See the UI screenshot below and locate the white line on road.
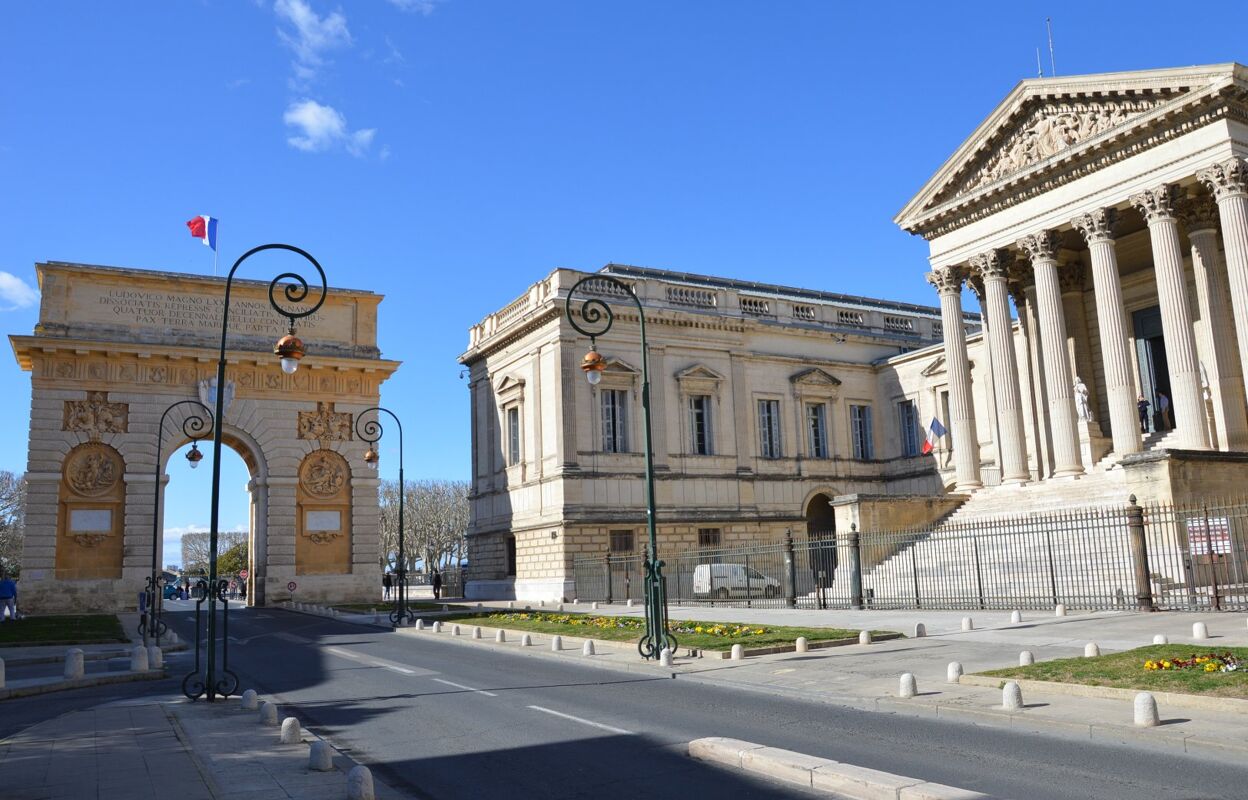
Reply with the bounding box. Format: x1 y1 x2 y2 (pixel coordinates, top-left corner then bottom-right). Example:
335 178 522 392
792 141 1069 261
432 678 498 697
325 647 419 675
526 705 633 735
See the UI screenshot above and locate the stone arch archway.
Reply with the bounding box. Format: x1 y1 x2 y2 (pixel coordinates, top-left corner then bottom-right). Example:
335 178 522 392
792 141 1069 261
803 490 838 595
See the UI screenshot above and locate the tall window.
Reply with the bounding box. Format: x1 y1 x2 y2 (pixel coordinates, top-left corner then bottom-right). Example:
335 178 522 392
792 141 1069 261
609 529 635 553
697 527 722 549
758 399 782 459
505 536 517 576
506 406 521 466
806 403 828 459
689 395 712 455
601 389 628 453
850 404 874 460
898 400 920 457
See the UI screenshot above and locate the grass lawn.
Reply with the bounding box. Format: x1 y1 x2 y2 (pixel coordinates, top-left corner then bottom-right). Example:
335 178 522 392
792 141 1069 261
333 602 468 613
0 614 128 647
436 610 883 652
978 645 1248 699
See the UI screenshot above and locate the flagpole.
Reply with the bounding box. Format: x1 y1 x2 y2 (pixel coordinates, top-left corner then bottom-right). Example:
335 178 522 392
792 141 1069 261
212 225 219 277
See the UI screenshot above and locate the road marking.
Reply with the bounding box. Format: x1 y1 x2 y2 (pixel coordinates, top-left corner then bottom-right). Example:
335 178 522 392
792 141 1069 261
432 678 498 697
526 705 633 735
325 647 420 675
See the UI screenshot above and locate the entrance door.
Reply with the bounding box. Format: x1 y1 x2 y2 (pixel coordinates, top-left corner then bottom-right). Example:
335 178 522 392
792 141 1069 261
1133 306 1171 434
805 494 837 606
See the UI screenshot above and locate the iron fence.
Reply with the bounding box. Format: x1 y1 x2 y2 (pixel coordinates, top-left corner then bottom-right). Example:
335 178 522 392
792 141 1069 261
571 498 1248 612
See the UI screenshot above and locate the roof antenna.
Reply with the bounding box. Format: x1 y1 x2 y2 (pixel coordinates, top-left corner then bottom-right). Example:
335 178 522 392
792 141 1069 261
1036 47 1044 78
1046 17 1056 77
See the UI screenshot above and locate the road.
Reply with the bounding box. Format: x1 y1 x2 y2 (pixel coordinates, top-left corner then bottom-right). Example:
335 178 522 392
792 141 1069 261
133 605 1246 800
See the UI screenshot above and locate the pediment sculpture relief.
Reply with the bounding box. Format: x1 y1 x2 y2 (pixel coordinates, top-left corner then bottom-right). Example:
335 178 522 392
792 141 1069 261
63 392 128 441
298 402 353 443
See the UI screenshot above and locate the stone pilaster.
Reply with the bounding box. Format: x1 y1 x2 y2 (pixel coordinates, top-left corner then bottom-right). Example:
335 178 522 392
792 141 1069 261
969 251 1029 483
1017 230 1084 477
1129 185 1210 450
1072 208 1143 457
926 267 981 490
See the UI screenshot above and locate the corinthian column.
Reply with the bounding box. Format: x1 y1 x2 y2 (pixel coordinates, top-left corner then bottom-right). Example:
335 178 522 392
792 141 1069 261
926 267 981 491
1179 190 1248 450
1072 208 1143 457
1129 185 1210 450
1017 230 1084 476
970 250 1029 483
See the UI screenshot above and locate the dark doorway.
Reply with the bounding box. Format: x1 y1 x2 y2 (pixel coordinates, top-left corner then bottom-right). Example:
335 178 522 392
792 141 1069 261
1133 306 1171 434
805 493 837 606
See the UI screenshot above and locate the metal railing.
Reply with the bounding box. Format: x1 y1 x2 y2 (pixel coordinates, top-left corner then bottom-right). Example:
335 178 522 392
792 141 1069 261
571 497 1248 612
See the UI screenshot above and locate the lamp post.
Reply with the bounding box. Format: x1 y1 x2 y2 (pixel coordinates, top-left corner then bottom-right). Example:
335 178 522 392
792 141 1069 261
146 400 213 649
182 243 327 702
355 407 409 626
564 276 676 659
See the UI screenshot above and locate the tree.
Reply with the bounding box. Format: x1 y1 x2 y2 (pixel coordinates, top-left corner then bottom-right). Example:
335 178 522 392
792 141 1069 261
180 529 247 574
218 540 249 575
378 479 469 573
0 470 26 577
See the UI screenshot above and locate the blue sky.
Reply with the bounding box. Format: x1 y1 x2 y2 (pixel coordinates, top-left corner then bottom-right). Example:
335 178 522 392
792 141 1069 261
2 1 1245 548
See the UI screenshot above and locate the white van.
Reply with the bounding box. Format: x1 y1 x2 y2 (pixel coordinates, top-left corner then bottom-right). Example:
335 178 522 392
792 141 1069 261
692 563 781 599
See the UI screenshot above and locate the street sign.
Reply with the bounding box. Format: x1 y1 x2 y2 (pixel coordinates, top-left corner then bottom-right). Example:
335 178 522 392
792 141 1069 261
230 581 237 589
287 580 297 592
239 569 249 580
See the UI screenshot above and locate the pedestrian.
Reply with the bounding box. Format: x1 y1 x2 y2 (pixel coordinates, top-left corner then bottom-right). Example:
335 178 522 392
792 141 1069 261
432 568 442 600
0 569 17 622
1157 391 1171 430
382 572 392 600
1137 394 1151 433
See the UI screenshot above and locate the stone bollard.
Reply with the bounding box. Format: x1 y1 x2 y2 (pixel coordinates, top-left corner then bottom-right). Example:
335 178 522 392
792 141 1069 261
64 649 85 680
476 603 483 610
1002 681 1023 710
147 644 163 670
442 604 449 612
731 644 744 660
1153 634 1168 645
1085 642 1101 658
508 601 515 609
1010 610 1022 624
961 617 973 631
309 741 333 771
946 662 963 684
167 631 179 645
525 605 532 611
1134 692 1160 727
660 648 673 667
241 689 259 710
495 630 506 643
550 635 562 652
415 619 425 631
795 636 808 653
1019 650 1034 666
592 602 599 610
582 641 595 656
627 598 634 607
452 625 461 636
259 702 279 726
538 600 545 608
899 673 917 699
557 604 564 612
0 656 5 688
913 623 926 638
280 717 301 744
1055 604 1067 617
372 612 381 625
573 598 579 605
520 634 532 647
431 621 442 633
472 626 482 639
347 765 375 800
1193 622 1210 640
858 630 872 645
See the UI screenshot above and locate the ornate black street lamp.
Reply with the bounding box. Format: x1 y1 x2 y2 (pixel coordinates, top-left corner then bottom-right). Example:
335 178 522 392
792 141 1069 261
182 244 327 702
144 400 213 648
565 276 676 659
356 407 409 626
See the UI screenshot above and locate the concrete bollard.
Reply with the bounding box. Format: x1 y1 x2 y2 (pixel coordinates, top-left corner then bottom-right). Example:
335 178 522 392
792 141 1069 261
347 765 375 800
373 612 381 625
573 598 579 605
495 630 506 643
64 649 85 680
280 717 301 744
582 641 595 656
1153 634 1168 645
525 605 532 611
1019 650 1034 666
259 702 279 726
731 644 744 660
1055 604 1067 617
415 619 425 631
241 689 259 710
508 601 515 609
660 648 673 667
1085 642 1101 658
899 673 917 699
913 623 926 638
147 644 163 669
442 604 449 612
795 636 808 653
1002 681 1023 710
538 600 545 607
858 630 872 645
431 621 442 633
961 617 973 631
550 635 562 652
946 662 963 684
1010 610 1022 624
592 602 599 610
1193 622 1210 640
476 603 483 610
472 626 482 639
557 604 564 612
1134 692 1160 727
627 598 634 607
452 625 461 636
309 740 334 771
520 634 532 647
167 631 179 645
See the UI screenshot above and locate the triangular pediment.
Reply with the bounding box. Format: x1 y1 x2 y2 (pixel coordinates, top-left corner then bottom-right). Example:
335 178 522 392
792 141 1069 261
896 63 1246 235
790 367 841 387
920 355 946 377
602 357 638 374
495 374 525 394
675 364 725 383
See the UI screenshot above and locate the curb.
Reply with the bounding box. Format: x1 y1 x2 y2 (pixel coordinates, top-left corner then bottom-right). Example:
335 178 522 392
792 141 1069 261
0 642 188 668
688 737 1000 799
0 668 167 701
958 674 1248 716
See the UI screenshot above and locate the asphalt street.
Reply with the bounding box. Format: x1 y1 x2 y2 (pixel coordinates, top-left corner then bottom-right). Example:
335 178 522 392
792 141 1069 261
137 605 1248 800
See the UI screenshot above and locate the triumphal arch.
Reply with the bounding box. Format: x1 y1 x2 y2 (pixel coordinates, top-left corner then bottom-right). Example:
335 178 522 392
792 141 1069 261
9 261 399 613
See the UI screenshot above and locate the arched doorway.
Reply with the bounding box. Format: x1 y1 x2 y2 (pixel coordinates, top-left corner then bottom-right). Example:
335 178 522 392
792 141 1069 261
805 492 837 604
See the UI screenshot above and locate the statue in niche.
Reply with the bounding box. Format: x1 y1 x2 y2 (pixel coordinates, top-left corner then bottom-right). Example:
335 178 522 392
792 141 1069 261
1073 377 1091 422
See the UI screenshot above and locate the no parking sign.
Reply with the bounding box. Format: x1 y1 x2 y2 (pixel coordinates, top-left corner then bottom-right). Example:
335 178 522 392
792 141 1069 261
287 580 297 600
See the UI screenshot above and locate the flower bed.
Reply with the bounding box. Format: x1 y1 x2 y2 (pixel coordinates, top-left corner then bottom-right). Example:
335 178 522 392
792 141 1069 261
1144 652 1240 673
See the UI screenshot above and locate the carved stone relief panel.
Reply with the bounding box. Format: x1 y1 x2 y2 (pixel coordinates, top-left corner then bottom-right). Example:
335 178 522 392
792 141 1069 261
63 392 129 441
298 402 354 444
64 443 123 497
299 448 349 499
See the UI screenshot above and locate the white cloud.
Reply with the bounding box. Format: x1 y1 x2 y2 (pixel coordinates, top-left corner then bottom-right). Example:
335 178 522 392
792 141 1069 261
275 0 351 81
388 0 440 14
0 271 38 310
284 99 376 157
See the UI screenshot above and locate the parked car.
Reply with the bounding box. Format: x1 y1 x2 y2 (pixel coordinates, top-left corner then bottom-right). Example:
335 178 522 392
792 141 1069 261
162 584 179 600
692 563 781 599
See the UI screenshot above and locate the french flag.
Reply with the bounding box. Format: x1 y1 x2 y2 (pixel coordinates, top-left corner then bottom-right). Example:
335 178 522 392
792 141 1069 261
921 417 947 455
186 216 219 251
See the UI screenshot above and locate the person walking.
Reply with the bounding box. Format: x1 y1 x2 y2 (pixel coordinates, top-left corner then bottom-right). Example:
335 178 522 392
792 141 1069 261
1137 394 1151 434
432 568 443 600
382 572 392 600
0 570 17 622
1157 391 1171 430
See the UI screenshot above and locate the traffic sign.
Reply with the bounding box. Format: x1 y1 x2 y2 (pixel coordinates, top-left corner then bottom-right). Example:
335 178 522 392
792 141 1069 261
239 569 249 580
287 581 298 592
230 581 238 590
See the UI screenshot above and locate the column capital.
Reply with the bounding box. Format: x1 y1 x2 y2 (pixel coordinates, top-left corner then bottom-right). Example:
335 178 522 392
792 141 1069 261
1196 157 1248 201
966 273 986 302
1129 184 1178 224
1177 189 1220 234
1058 261 1087 294
925 267 965 296
1071 207 1118 244
969 249 1011 281
1016 230 1062 263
